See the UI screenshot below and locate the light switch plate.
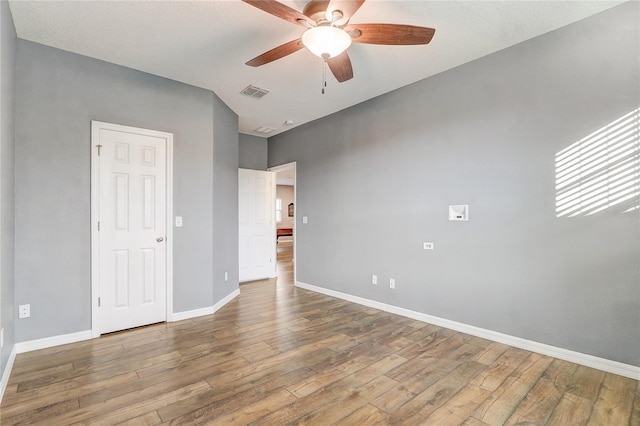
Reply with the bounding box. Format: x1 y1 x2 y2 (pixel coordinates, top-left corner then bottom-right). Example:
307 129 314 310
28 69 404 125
175 216 183 227
302 216 308 224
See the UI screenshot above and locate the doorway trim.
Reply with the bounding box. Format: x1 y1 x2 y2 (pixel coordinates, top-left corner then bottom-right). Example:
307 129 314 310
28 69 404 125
90 121 174 337
268 162 296 284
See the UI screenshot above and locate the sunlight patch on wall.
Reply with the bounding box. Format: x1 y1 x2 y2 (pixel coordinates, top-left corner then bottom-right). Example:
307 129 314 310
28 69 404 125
555 108 639 217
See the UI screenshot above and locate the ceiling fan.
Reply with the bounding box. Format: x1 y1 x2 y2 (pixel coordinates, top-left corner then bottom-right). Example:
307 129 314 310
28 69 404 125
242 0 435 85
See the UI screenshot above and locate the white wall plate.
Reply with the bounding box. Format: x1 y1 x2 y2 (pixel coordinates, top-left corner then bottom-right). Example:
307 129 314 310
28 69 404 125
449 205 469 221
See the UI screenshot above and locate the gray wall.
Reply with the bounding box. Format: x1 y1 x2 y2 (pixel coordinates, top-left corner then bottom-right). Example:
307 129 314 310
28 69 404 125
1 0 16 375
239 133 268 170
269 3 640 366
212 97 240 303
15 40 239 342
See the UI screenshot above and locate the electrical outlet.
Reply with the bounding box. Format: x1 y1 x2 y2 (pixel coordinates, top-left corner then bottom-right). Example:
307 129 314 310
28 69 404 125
19 304 31 319
371 274 378 285
389 278 396 289
224 271 228 282
423 242 434 250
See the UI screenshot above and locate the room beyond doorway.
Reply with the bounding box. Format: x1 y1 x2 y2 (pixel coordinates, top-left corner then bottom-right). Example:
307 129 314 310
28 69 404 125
269 162 296 284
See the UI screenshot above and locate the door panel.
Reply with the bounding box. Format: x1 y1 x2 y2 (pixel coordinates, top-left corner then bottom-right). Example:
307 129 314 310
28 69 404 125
114 250 129 308
142 176 156 229
142 248 156 304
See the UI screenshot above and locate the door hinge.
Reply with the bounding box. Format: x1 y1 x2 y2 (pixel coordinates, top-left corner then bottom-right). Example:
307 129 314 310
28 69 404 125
98 297 101 307
96 144 103 156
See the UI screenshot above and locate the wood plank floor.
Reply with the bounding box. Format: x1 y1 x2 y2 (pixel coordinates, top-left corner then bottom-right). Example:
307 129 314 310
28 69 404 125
1 242 638 425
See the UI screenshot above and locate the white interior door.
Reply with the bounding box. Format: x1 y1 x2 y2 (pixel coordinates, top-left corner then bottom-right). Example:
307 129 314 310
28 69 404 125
239 168 276 282
92 122 171 334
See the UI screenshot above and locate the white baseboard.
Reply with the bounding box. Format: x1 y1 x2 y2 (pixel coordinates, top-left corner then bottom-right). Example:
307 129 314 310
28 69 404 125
10 289 240 353
0 345 17 404
14 330 94 354
171 288 240 322
295 281 640 380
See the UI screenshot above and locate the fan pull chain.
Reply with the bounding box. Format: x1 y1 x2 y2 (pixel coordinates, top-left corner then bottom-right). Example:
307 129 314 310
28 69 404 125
322 59 327 95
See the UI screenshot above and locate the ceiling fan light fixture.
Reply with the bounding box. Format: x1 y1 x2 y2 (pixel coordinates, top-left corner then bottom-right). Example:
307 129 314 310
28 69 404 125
302 26 352 59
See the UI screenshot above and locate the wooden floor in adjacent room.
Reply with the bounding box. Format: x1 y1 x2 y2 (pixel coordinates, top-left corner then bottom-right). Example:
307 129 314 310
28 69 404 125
1 240 638 425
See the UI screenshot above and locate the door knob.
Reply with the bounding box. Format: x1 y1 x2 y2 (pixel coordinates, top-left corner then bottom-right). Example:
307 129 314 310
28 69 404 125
157 237 164 242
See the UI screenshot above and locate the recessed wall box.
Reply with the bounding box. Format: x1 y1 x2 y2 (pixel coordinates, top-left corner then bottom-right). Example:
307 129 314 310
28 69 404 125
449 205 469 221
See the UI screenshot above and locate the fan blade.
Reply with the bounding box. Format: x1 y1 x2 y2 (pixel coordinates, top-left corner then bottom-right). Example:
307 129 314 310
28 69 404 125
326 0 365 25
345 23 435 45
327 51 354 82
242 0 312 27
246 38 304 67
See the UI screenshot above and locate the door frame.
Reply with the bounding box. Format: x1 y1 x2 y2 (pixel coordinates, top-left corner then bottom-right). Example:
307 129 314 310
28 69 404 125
268 162 296 284
90 121 174 337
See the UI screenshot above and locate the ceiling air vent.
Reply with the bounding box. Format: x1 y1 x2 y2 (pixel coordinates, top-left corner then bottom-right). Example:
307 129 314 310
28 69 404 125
254 126 276 134
241 85 270 98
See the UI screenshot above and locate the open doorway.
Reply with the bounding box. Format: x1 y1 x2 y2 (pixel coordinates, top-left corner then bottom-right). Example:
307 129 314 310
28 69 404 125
269 162 296 286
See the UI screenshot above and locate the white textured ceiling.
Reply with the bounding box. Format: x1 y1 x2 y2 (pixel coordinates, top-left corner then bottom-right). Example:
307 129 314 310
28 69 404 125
8 0 625 137
276 167 295 185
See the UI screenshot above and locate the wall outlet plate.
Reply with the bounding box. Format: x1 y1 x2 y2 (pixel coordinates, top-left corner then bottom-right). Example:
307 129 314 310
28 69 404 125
389 278 396 289
371 274 378 285
19 304 31 319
